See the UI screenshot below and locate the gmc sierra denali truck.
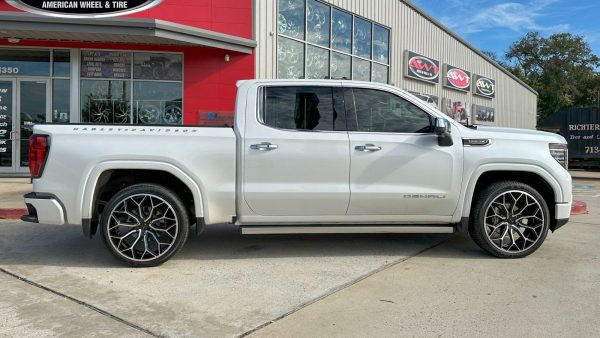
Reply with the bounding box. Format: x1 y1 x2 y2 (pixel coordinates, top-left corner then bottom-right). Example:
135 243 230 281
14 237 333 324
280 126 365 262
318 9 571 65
21 80 572 267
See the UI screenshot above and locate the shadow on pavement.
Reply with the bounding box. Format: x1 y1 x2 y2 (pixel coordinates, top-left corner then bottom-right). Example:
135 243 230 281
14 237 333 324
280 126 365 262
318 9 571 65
0 221 494 268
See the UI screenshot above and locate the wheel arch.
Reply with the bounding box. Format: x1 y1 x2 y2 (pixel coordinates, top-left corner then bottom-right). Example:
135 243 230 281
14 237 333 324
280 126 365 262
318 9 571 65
81 161 205 237
460 164 562 222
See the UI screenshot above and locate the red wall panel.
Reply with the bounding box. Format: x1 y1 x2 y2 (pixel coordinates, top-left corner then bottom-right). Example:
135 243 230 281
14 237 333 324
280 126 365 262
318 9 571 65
0 0 253 39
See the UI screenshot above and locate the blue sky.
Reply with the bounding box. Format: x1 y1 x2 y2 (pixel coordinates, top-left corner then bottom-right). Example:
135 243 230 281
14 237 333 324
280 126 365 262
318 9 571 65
411 0 600 61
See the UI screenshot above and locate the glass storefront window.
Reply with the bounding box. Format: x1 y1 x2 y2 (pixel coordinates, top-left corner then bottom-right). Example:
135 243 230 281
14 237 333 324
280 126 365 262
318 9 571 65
373 25 390 64
353 58 371 82
372 63 389 84
278 37 305 79
307 0 330 47
53 50 71 77
306 45 329 79
332 9 352 53
353 18 372 59
80 50 183 125
133 53 183 81
278 0 305 39
133 82 183 125
331 52 351 80
277 0 390 83
0 49 50 76
52 79 70 123
80 80 131 124
81 50 131 79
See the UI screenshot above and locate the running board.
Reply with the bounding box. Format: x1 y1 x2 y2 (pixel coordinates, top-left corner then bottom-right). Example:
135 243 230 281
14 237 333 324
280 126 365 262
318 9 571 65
240 225 455 235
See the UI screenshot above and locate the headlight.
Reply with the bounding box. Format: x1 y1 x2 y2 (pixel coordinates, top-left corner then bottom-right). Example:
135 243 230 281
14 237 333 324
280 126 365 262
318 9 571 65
549 143 568 169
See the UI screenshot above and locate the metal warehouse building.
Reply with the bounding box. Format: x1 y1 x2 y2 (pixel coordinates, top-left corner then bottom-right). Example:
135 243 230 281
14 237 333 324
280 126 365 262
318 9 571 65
0 0 536 175
255 0 538 128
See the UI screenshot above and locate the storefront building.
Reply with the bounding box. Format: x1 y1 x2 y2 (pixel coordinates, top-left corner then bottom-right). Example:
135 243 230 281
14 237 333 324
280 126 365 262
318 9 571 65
0 0 255 174
0 0 537 175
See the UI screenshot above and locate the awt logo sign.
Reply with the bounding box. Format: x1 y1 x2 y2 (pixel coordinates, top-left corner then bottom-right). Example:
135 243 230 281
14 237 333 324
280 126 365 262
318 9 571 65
474 75 496 98
404 51 440 84
444 65 471 92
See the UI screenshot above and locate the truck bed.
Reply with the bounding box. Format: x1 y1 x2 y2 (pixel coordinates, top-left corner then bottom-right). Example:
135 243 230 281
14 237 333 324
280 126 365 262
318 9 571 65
32 124 237 225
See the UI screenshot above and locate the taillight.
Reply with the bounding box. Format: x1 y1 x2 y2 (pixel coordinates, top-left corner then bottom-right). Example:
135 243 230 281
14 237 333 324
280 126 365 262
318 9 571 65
28 135 50 178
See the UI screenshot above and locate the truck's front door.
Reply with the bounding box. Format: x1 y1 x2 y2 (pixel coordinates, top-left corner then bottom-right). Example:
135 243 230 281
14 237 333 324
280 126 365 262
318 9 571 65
345 86 463 219
242 85 350 217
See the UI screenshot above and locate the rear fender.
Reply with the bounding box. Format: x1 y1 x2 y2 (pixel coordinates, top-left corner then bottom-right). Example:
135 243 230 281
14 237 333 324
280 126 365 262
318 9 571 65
81 161 205 222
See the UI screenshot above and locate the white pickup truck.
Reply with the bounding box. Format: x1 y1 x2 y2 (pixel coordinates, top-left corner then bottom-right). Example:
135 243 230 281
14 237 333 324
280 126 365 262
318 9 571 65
22 80 572 267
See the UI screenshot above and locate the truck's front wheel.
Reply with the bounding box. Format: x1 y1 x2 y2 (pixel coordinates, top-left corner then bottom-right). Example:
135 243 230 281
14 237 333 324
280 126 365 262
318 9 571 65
470 181 550 258
100 183 189 267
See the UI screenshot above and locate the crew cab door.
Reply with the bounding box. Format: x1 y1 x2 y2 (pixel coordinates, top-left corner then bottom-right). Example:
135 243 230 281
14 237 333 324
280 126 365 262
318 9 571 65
242 84 350 217
345 85 463 219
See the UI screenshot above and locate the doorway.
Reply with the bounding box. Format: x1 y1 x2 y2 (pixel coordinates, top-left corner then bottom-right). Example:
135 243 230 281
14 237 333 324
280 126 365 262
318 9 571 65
0 78 50 175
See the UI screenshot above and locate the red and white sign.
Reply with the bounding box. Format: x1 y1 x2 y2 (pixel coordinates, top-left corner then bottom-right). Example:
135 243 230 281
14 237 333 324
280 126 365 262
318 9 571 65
405 51 440 84
444 64 471 92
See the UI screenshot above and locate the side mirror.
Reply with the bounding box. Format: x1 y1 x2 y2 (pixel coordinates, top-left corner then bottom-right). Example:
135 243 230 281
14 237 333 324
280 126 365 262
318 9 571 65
434 118 453 147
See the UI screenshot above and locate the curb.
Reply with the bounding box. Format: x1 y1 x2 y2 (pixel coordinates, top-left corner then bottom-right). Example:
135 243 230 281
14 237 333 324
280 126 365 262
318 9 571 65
0 208 26 220
571 176 600 181
571 200 588 215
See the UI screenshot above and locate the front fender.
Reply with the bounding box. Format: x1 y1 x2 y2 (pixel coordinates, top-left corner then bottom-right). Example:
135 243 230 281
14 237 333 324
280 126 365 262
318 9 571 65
455 163 566 222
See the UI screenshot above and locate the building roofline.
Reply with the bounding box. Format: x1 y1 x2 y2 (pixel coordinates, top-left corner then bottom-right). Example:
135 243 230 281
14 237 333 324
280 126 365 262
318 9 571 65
0 12 257 54
402 0 538 96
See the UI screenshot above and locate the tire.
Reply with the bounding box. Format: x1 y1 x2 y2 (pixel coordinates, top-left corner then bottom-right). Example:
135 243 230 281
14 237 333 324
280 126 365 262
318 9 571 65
469 181 550 258
100 183 189 267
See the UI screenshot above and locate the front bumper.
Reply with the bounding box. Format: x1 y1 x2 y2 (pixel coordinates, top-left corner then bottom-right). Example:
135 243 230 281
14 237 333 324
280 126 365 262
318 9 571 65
21 192 66 225
550 202 572 232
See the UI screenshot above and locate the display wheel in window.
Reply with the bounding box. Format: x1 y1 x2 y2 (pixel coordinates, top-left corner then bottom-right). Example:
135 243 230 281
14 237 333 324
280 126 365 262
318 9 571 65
90 101 111 124
114 101 130 124
138 105 161 124
163 103 182 125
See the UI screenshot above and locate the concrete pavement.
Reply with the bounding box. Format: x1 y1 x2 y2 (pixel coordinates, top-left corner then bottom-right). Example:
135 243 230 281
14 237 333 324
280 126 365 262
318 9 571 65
0 178 30 210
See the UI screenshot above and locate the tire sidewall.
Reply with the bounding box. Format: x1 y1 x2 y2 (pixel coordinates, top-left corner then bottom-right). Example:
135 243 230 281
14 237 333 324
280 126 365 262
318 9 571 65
471 182 550 258
100 183 189 267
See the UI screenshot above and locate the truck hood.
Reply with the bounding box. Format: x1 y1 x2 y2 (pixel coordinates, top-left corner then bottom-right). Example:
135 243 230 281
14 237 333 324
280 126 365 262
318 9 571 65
459 125 567 144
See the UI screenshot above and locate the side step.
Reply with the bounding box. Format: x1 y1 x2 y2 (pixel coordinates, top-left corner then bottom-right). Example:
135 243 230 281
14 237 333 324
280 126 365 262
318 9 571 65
240 225 455 235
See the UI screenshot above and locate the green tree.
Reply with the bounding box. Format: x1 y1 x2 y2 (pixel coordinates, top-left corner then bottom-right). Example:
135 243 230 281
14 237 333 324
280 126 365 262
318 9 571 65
505 32 600 120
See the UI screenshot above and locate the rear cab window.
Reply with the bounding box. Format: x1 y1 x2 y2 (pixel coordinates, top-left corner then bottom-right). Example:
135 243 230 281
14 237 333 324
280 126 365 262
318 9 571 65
262 86 347 131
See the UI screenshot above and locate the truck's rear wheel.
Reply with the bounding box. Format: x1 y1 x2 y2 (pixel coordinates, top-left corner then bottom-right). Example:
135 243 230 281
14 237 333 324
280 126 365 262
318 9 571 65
100 183 189 267
470 181 550 258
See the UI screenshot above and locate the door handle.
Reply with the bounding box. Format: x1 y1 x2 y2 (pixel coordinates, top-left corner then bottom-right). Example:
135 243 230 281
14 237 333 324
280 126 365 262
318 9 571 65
355 144 382 152
250 142 278 151
9 131 17 141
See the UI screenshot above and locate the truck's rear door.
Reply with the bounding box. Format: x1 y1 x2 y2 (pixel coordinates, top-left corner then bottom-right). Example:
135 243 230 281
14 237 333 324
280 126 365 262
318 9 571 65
242 83 350 217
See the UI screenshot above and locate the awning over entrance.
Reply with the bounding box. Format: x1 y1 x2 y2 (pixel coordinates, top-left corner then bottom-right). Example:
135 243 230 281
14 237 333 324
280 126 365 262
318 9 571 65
0 12 256 54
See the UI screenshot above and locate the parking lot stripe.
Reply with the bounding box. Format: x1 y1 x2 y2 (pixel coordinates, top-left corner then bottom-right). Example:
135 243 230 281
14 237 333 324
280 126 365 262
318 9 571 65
0 266 164 338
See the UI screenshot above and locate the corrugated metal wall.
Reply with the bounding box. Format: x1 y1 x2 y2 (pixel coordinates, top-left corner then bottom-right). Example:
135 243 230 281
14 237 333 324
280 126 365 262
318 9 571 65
254 0 538 129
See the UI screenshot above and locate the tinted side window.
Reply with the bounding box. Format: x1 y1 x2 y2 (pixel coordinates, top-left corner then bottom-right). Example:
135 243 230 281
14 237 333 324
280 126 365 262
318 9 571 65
263 86 345 131
352 89 433 133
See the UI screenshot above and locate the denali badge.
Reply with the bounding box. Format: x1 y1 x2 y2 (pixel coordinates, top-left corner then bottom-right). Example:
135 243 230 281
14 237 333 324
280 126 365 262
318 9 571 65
403 194 447 199
474 75 496 98
444 64 471 92
5 0 162 18
404 51 440 84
